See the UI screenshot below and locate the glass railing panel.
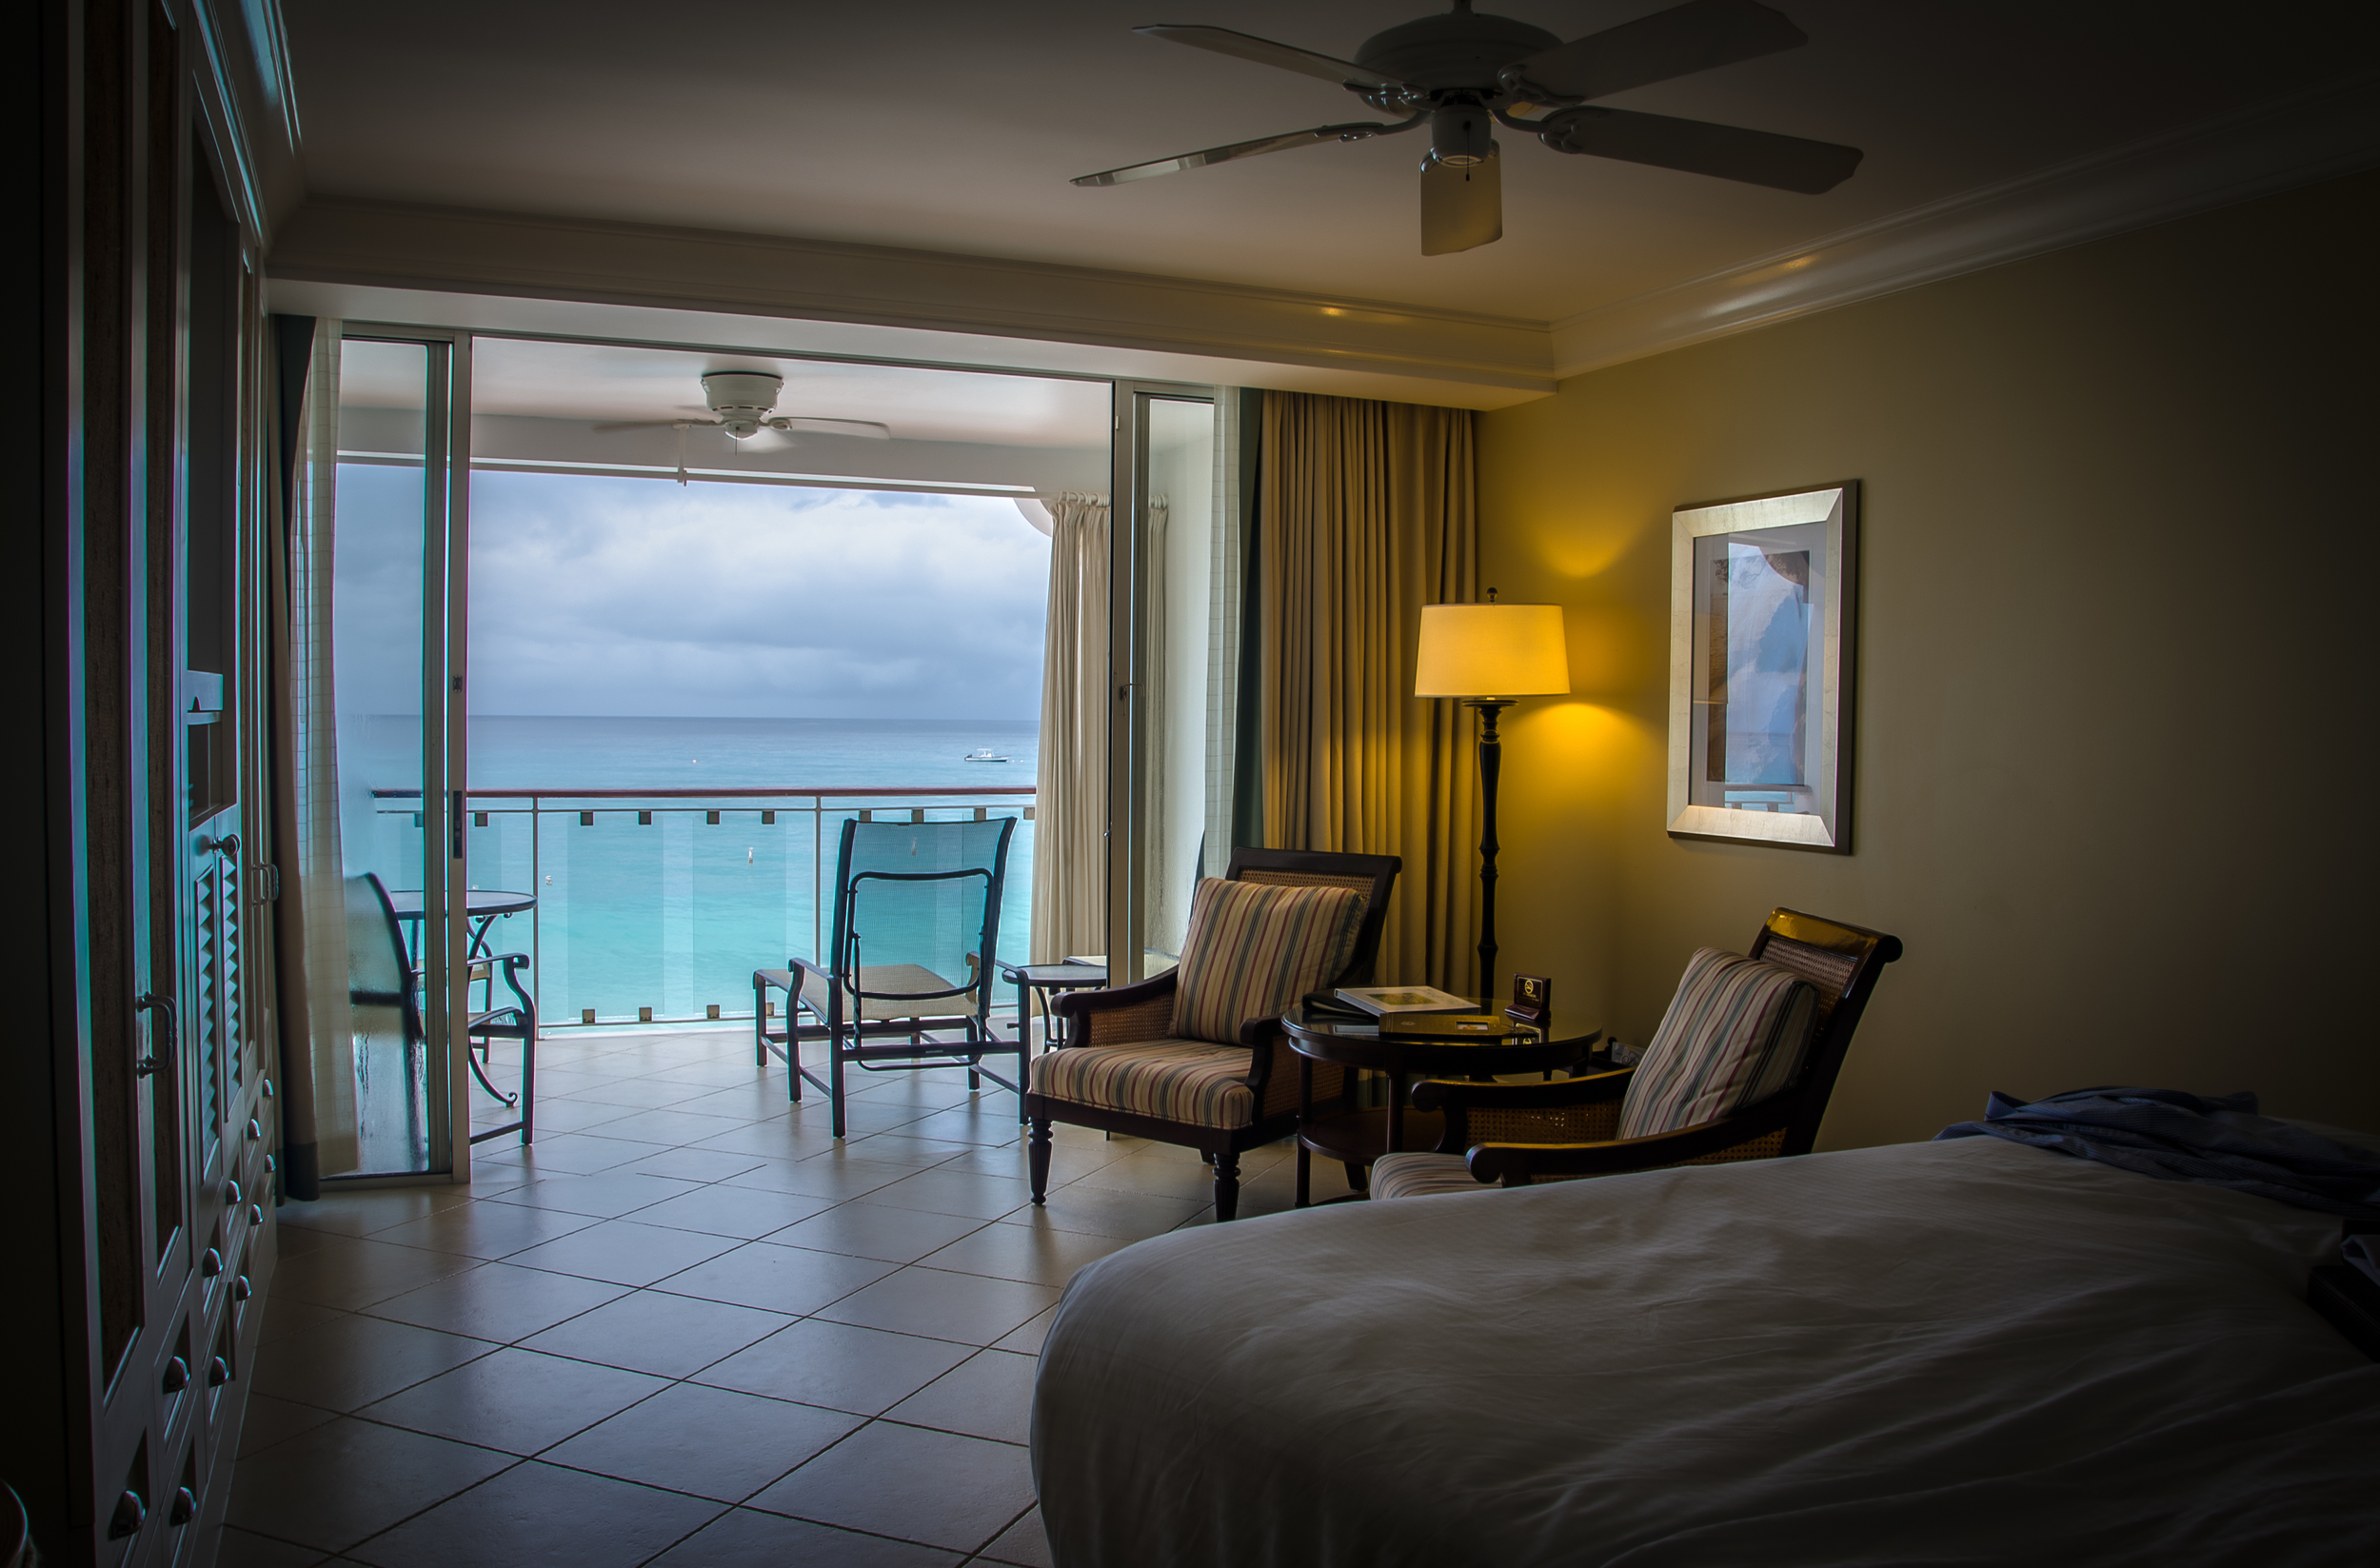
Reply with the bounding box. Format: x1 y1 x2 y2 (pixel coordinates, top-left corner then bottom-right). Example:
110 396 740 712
467 788 1034 1032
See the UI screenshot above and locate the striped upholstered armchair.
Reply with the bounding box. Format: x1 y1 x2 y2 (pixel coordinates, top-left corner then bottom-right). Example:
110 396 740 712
1369 908 1902 1201
1025 849 1399 1221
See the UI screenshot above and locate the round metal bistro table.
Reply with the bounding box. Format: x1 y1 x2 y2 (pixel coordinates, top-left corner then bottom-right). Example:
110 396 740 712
1282 1000 1600 1207
387 887 536 961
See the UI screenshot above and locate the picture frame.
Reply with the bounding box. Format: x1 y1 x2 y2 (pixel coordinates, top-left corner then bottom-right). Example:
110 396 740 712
1667 482 1857 852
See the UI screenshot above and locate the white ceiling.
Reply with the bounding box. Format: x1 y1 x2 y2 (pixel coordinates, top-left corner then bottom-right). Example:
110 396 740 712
335 336 1114 486
463 338 1112 447
277 0 2380 325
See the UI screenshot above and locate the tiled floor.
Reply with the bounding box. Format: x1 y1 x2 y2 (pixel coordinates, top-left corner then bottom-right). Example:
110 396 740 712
222 1026 1317 1566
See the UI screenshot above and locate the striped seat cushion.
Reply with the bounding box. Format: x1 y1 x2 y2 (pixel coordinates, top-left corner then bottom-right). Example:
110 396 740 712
1171 878 1366 1045
1617 948 1819 1141
1030 1040 1259 1129
1368 1152 1487 1201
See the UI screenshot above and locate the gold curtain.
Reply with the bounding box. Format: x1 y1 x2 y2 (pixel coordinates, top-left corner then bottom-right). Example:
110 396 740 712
1259 391 1479 993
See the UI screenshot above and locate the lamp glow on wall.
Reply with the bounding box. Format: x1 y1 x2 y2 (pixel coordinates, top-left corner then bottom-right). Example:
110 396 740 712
1415 592 1570 1000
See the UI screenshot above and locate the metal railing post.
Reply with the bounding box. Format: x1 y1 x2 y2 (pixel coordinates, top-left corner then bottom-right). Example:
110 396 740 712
530 792 543 1035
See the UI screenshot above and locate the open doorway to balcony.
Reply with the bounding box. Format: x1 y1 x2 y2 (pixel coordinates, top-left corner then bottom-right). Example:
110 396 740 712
456 339 1109 1064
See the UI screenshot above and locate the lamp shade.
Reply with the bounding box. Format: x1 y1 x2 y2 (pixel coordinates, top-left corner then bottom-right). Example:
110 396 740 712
1414 603 1571 698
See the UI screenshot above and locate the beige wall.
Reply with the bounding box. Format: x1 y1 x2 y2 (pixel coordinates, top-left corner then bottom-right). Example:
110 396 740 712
1478 169 2378 1149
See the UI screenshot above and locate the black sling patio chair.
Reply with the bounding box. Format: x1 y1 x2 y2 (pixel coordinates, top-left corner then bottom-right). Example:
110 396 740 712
348 871 538 1148
753 815 1022 1139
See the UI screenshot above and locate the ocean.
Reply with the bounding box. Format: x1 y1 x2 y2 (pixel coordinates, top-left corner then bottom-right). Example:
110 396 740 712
447 716 1041 1026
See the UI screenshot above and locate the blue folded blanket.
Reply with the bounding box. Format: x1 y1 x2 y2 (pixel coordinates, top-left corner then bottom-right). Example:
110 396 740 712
1935 1087 2380 1218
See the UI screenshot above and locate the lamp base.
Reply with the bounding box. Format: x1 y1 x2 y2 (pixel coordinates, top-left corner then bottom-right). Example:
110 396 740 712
1466 698 1515 1003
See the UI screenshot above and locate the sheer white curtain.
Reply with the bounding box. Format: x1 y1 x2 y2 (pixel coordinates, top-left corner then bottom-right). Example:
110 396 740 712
1031 492 1111 963
274 322 359 1187
1202 392 1247 882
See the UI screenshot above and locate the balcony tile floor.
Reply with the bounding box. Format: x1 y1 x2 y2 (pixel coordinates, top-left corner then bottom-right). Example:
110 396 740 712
221 1026 1315 1567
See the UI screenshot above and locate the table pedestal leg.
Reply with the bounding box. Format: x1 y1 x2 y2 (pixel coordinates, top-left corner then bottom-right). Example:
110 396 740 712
1295 1056 1316 1208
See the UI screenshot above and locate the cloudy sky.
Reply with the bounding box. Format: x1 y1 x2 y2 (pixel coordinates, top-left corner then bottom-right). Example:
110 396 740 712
335 465 1054 722
471 470 1052 719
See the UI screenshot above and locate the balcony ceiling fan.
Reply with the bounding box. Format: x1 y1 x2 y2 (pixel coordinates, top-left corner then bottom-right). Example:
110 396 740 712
595 372 894 452
1075 0 1863 255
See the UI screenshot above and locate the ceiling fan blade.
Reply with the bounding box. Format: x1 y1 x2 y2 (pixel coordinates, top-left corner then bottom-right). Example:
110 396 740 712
1420 147 1501 256
774 417 892 440
1136 24 1400 89
1539 107 1859 193
1509 0 1805 102
591 418 711 434
1074 116 1418 187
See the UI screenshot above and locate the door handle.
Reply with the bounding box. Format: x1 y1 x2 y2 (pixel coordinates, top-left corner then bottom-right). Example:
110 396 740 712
198 831 241 860
134 992 175 1077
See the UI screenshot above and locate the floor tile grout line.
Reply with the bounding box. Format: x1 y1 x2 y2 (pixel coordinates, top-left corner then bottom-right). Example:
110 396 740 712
711 1412 1035 1558
251 1059 1258 1561
963 1497 1046 1567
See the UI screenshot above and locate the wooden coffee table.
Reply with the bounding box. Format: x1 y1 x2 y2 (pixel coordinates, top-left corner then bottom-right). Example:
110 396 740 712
1282 1000 1600 1207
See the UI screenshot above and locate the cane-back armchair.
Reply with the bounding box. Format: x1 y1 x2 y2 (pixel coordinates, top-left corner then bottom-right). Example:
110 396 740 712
1026 848 1400 1221
1369 908 1901 1201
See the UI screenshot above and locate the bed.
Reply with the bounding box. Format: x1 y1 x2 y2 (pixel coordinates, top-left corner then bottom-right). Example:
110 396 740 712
1030 1135 2380 1567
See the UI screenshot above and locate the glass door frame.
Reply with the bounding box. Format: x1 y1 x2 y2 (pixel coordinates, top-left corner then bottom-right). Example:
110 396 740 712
335 323 474 1181
1107 381 1220 982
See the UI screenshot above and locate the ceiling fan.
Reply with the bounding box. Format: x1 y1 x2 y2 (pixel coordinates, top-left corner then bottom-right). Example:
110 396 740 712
595 372 894 452
1075 0 1863 255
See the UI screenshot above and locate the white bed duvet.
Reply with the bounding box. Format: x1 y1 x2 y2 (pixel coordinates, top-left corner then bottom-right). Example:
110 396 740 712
1031 1138 2379 1567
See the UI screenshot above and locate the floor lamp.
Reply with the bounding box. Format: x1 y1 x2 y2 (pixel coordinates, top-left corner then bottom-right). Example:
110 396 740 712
1414 594 1570 1002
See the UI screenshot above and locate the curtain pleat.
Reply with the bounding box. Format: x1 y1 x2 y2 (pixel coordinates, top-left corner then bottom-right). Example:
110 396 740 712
269 322 359 1192
1031 493 1112 964
1259 392 1479 994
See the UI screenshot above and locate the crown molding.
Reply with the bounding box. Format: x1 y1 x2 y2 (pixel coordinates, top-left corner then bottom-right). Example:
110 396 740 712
1551 70 2380 378
267 200 1557 397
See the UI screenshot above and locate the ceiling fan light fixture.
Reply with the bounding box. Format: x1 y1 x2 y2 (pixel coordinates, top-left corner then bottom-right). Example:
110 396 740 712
1428 104 1496 167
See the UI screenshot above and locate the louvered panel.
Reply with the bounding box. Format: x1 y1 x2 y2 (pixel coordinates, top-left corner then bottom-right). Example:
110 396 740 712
222 851 242 1092
195 856 223 1138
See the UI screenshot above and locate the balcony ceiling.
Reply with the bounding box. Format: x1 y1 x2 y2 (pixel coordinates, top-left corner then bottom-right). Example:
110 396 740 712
278 0 2377 329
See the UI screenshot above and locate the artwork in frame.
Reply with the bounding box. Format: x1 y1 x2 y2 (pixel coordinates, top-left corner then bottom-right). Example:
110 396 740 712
1667 482 1857 852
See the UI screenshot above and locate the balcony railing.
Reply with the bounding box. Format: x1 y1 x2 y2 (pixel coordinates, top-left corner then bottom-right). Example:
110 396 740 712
369 785 1037 1029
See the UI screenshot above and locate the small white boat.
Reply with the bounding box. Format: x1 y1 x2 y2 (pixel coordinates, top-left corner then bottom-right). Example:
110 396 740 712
961 748 1011 763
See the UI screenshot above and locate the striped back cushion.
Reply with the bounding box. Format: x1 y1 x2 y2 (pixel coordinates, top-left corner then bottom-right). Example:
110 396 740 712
1617 948 1819 1140
1170 878 1366 1045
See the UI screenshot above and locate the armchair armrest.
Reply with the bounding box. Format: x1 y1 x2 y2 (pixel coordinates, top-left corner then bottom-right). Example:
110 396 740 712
1410 1068 1634 1156
475 949 535 1013
1410 1068 1633 1115
1051 971 1179 1048
1465 1093 1802 1185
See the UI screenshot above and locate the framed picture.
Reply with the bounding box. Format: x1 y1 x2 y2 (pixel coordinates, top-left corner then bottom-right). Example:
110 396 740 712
1667 482 1857 852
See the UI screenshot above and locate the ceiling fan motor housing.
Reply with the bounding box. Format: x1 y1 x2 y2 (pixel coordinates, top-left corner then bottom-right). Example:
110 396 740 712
1355 10 1560 93
701 370 785 439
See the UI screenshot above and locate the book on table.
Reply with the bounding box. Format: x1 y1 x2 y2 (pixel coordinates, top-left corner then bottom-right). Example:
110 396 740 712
1333 985 1473 1018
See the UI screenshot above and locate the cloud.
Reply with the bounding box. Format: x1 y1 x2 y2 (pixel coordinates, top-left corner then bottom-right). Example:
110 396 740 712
387 468 1052 719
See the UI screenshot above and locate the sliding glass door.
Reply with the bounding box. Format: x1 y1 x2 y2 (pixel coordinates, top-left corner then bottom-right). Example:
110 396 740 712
331 329 470 1177
1109 386 1240 982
